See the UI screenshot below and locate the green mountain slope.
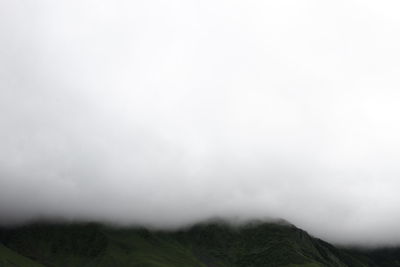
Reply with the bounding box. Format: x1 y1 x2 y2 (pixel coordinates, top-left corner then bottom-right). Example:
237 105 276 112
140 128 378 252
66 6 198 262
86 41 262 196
0 243 45 267
0 220 396 267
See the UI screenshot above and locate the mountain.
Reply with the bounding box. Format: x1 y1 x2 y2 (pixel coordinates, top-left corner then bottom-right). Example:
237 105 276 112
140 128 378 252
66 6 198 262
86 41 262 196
0 220 397 267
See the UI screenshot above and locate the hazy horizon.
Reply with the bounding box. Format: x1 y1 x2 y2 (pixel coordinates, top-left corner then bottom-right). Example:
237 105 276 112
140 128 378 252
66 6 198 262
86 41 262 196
2 0 400 246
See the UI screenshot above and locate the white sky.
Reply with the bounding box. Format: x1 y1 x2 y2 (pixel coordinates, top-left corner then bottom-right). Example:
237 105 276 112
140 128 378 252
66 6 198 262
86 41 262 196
1 0 400 245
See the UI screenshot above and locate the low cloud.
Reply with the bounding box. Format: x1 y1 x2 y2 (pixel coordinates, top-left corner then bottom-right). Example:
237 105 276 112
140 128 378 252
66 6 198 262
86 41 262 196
1 0 400 245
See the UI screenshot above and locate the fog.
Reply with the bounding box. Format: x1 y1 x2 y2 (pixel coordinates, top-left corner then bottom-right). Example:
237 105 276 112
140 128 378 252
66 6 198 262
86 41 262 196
1 0 400 245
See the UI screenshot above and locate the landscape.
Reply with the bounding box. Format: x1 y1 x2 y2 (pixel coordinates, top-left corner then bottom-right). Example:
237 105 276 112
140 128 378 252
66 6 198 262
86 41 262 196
1 219 400 267
2 1 400 266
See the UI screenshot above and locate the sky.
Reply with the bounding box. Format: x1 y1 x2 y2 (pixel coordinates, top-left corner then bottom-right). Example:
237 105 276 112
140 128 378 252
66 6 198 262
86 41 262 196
1 0 400 246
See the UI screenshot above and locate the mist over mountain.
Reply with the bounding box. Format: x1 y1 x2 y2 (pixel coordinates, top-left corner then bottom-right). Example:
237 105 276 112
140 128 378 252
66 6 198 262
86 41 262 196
2 0 400 246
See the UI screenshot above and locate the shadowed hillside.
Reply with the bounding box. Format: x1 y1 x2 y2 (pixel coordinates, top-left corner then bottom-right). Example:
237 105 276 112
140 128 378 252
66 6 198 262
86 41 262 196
0 220 397 267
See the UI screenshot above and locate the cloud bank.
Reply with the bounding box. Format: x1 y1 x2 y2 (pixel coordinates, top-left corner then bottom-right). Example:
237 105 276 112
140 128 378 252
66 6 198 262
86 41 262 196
2 0 400 245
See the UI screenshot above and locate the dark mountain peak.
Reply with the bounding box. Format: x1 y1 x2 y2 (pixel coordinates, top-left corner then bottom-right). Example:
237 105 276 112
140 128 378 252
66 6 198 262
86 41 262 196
0 220 397 266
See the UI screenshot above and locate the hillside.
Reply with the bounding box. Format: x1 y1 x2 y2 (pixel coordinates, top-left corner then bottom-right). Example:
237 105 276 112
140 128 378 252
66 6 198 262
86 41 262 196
0 220 396 267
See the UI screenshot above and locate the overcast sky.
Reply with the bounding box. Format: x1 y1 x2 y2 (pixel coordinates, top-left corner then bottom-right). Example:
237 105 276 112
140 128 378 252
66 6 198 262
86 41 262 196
2 0 400 245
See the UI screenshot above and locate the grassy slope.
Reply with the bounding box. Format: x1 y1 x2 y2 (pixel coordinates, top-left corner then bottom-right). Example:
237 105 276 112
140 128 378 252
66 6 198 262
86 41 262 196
0 243 45 267
0 220 395 267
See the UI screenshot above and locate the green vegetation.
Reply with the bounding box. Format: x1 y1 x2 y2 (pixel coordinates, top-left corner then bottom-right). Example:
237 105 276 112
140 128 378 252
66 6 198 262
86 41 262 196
0 243 45 267
0 220 398 266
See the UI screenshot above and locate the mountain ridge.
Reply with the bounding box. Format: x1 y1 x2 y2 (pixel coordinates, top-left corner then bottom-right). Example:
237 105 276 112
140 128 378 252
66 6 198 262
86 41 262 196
0 219 398 266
